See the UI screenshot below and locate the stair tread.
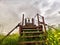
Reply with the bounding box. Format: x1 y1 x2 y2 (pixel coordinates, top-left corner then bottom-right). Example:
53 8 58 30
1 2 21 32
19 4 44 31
21 32 43 34
22 29 41 30
19 40 47 43
22 35 40 38
22 35 46 37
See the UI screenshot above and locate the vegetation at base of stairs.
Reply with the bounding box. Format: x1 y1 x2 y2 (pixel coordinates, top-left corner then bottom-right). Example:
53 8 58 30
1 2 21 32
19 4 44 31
0 29 60 45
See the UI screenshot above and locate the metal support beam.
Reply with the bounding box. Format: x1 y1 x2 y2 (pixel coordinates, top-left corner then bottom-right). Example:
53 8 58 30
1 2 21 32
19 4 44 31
42 16 46 32
19 25 22 34
37 13 40 26
32 18 34 25
22 14 24 26
25 18 27 25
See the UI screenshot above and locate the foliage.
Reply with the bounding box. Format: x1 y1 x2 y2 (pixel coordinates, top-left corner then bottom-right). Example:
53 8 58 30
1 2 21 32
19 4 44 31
0 33 19 45
0 29 60 45
47 28 60 45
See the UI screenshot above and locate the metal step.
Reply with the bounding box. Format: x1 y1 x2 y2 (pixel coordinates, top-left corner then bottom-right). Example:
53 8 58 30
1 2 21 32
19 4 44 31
21 31 43 34
21 35 46 38
22 29 41 31
21 35 40 38
18 40 47 44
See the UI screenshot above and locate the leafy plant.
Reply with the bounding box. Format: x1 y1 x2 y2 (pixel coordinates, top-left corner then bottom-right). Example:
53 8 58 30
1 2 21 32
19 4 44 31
0 29 60 45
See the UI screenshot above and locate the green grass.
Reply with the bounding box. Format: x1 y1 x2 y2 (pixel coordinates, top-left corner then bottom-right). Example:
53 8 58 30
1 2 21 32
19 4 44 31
47 28 60 45
0 33 19 45
0 29 60 45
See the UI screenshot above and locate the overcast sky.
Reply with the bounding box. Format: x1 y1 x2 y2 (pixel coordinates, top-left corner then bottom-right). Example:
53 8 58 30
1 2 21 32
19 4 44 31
0 0 60 34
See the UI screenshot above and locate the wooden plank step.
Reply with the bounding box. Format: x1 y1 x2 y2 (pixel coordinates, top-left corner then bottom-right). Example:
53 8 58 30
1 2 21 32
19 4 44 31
18 40 47 44
21 31 43 34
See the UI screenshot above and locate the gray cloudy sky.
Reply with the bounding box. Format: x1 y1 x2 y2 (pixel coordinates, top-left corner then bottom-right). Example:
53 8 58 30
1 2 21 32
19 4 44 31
0 0 60 34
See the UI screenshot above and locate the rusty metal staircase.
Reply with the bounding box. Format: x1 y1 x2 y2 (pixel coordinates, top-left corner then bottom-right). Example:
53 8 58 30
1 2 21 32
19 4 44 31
18 28 47 45
1 13 58 45
18 14 48 45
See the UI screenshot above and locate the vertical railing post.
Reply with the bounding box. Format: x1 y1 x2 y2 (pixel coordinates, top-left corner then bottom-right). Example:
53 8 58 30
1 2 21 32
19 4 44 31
25 18 27 25
22 14 24 26
19 25 22 35
42 16 46 32
37 13 40 26
32 18 34 25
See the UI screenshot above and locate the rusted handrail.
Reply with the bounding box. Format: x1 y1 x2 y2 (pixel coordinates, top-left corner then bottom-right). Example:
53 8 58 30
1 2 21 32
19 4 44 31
1 23 20 43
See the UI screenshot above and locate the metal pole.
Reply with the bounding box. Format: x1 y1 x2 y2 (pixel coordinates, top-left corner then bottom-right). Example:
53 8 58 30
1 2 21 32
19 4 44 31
22 14 24 26
25 18 27 25
37 13 40 26
42 16 46 32
19 25 22 34
32 18 34 25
